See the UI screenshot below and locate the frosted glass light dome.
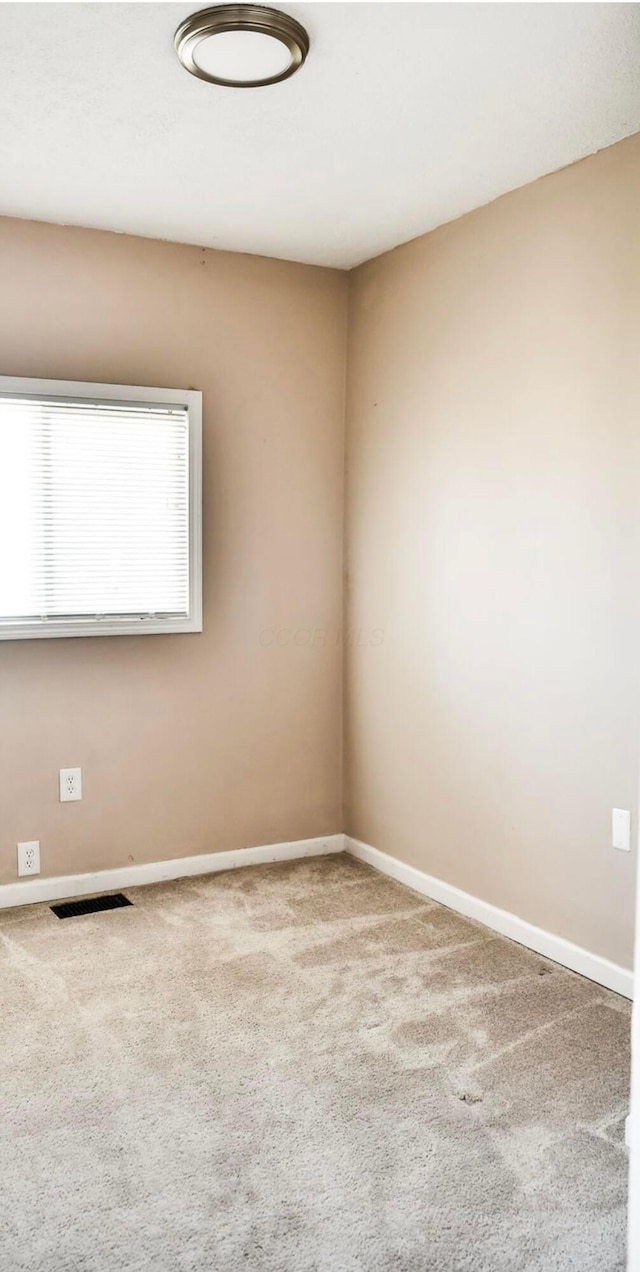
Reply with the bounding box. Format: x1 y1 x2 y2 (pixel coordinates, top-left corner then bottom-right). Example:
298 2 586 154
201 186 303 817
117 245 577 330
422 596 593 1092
194 30 293 83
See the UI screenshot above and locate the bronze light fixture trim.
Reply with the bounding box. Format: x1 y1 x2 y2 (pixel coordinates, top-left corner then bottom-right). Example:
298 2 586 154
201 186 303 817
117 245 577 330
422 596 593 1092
174 5 310 88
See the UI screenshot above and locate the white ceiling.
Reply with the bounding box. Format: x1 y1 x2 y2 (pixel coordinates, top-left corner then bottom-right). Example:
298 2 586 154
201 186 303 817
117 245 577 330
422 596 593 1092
0 3 639 269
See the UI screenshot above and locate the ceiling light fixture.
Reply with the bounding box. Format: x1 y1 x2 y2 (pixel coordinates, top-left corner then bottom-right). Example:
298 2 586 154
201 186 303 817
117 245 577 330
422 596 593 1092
174 4 309 88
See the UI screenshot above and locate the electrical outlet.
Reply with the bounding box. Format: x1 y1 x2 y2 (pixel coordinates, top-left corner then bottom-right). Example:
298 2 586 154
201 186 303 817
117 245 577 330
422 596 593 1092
612 808 631 852
59 767 82 802
17 841 40 877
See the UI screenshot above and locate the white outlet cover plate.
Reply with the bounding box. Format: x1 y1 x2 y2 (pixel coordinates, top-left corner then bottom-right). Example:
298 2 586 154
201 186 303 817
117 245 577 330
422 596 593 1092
612 808 631 852
17 840 40 877
59 767 82 802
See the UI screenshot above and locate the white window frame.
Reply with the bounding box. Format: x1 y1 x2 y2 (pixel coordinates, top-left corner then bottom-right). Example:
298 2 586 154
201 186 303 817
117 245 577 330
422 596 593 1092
0 375 203 640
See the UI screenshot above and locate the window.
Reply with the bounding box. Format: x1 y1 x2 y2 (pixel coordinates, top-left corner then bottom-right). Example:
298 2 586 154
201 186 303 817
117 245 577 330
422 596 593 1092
0 377 202 639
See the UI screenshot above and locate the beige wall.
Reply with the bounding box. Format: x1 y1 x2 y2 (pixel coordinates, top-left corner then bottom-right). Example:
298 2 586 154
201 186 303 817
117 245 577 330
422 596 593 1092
0 219 348 883
345 134 640 968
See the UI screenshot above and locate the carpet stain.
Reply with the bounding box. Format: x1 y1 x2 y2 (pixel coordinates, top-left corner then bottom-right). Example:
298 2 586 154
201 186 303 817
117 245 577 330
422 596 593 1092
0 853 630 1271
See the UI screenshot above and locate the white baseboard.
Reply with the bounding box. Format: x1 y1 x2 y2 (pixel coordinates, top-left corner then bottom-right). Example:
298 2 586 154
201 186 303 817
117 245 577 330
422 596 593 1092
346 836 633 1000
0 834 345 911
3 829 632 1001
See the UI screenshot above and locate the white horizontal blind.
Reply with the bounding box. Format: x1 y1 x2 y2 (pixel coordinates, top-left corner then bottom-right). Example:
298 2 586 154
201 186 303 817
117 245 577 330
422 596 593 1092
0 393 190 628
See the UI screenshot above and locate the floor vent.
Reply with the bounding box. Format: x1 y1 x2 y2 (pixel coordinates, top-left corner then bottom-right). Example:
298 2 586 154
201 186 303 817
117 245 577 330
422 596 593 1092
51 893 133 920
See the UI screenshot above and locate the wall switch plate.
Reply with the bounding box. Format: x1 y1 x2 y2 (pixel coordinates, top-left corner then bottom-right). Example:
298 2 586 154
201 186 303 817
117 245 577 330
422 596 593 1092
59 767 82 802
612 808 631 852
17 841 40 877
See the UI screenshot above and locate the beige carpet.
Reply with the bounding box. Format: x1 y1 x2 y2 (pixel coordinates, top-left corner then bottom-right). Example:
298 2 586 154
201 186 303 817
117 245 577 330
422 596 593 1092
0 853 630 1271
